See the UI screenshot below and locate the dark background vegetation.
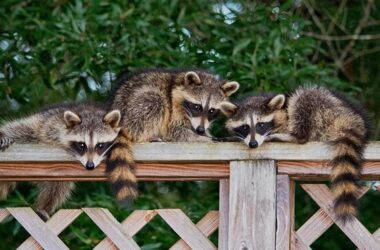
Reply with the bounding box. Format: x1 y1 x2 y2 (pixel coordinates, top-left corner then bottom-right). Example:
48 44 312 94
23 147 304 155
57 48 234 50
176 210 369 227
0 0 379 249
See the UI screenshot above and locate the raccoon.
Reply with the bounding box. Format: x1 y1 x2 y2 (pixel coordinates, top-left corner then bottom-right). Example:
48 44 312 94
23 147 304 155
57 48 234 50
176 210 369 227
107 68 239 203
223 86 370 222
0 103 121 220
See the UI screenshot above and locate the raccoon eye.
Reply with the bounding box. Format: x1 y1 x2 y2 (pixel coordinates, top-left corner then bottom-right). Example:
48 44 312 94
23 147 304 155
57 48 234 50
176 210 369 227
209 108 215 114
79 142 86 149
194 104 202 111
96 143 104 149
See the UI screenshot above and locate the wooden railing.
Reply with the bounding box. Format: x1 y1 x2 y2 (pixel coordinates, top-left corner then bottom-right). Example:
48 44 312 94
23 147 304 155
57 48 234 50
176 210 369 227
0 142 380 249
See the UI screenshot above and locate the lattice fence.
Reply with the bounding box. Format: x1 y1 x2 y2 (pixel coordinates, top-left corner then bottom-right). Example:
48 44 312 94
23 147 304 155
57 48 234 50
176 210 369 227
0 207 219 249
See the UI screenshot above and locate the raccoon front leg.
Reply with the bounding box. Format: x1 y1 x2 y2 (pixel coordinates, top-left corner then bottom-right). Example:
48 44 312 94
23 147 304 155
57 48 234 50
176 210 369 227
266 133 297 143
168 125 212 142
0 135 15 151
0 182 16 199
35 181 75 221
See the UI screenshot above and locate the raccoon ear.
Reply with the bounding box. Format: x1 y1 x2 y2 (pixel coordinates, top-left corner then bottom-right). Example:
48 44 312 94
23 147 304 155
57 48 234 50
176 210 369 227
103 109 121 128
221 81 240 96
64 111 81 128
220 101 239 117
185 71 202 85
267 94 286 110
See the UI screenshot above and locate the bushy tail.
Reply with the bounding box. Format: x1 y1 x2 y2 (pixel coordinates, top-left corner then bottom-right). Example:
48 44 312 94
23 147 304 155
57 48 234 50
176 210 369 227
106 129 138 204
330 135 366 222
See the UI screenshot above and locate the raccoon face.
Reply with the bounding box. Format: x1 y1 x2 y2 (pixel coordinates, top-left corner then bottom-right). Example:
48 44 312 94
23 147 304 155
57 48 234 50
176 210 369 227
223 94 287 148
176 71 239 135
64 109 121 170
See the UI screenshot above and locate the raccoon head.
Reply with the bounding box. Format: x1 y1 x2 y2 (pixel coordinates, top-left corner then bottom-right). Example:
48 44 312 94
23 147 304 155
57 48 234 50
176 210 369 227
173 71 239 136
222 94 287 148
63 109 121 170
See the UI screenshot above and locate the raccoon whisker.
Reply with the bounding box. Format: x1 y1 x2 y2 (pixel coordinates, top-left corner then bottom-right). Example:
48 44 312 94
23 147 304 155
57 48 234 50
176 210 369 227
233 135 245 140
102 142 116 157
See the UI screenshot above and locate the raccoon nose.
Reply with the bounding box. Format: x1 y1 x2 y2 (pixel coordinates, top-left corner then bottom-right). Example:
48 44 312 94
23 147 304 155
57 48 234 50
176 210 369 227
86 161 95 170
195 126 205 135
249 140 258 148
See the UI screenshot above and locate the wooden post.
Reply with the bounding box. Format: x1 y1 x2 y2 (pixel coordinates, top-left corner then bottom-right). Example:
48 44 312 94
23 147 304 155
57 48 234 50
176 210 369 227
228 160 276 250
219 179 229 250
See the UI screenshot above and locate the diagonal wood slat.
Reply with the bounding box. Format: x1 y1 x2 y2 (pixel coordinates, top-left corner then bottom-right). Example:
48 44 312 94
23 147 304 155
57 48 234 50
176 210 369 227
8 208 69 250
291 231 311 250
83 208 140 250
170 211 219 250
0 208 10 222
301 184 380 250
94 210 157 250
18 209 82 250
157 209 216 250
296 187 369 247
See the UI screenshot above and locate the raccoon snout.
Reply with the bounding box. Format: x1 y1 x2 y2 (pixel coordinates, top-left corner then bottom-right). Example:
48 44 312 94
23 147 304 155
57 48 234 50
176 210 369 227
195 125 205 135
85 161 95 170
249 140 258 148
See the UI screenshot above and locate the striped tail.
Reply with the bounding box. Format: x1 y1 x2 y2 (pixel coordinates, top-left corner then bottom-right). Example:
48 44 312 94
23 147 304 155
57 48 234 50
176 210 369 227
106 129 138 205
330 135 366 222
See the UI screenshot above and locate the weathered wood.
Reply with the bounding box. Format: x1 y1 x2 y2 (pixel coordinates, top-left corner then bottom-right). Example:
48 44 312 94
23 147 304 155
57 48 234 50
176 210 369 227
301 184 380 249
18 209 82 250
157 209 216 250
7 208 69 250
170 211 219 250
291 231 311 250
1 142 379 162
218 179 229 250
95 210 157 250
276 175 291 250
296 187 370 247
278 161 380 180
83 208 139 250
1 160 379 182
0 162 229 181
228 160 276 250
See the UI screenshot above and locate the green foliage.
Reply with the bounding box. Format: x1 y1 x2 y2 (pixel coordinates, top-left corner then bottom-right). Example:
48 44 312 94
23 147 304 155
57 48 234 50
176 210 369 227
0 1 379 249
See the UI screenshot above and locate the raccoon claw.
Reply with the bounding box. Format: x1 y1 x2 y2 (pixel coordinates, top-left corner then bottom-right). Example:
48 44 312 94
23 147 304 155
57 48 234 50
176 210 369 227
36 210 50 222
149 137 167 142
0 137 14 151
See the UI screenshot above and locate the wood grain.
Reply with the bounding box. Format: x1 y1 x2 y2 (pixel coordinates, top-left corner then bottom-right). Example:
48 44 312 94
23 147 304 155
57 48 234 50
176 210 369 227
18 209 82 250
157 209 216 250
8 208 69 250
278 161 380 180
301 184 380 249
296 187 369 247
276 175 291 250
291 231 311 250
94 210 157 250
228 160 276 250
83 208 139 250
1 142 379 162
218 179 229 250
170 211 219 250
0 162 229 181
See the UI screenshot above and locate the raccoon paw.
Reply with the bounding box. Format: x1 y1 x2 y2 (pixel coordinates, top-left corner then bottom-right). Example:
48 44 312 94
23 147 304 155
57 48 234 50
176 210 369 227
149 137 167 142
36 210 50 222
0 136 14 151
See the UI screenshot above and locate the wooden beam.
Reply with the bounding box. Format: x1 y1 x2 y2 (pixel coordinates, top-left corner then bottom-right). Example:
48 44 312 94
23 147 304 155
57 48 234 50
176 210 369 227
278 161 380 180
1 142 379 162
0 162 229 181
228 160 276 250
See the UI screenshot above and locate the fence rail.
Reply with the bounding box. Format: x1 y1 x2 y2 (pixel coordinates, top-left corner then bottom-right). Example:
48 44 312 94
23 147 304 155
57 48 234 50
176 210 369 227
1 142 380 249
